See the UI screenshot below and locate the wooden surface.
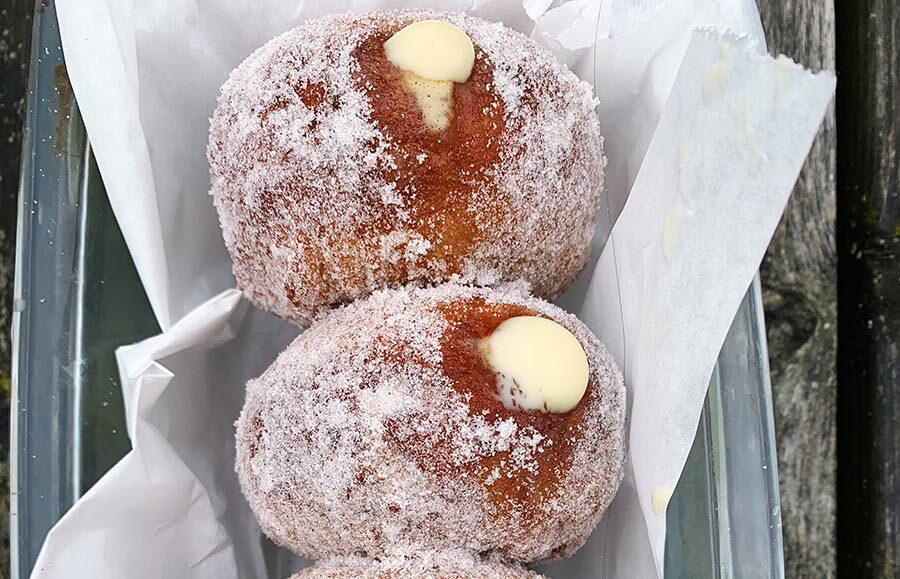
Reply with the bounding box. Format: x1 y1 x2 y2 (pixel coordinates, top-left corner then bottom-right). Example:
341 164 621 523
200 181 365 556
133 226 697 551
755 1 837 577
836 0 900 577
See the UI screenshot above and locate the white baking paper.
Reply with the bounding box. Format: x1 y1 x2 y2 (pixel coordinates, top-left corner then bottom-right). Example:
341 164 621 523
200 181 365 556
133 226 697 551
34 0 834 577
581 32 836 575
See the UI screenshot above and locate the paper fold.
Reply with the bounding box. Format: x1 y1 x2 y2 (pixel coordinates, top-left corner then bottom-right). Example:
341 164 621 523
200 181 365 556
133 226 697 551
584 31 835 573
33 291 245 579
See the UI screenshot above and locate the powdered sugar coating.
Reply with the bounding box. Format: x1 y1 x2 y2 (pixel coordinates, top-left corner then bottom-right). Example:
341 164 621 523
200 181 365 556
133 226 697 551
291 552 546 578
236 283 626 562
209 10 605 326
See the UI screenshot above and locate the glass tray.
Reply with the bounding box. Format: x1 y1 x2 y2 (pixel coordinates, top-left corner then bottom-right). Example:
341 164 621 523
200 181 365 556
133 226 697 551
11 3 784 578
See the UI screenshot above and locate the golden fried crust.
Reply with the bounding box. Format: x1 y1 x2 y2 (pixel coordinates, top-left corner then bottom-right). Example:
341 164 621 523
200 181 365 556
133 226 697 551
209 10 604 326
236 284 625 562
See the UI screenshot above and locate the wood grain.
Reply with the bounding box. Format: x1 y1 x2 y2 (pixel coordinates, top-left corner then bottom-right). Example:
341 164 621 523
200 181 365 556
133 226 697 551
755 0 837 577
836 1 900 576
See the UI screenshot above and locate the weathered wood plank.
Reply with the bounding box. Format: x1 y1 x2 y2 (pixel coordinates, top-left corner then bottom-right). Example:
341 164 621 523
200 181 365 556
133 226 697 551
755 0 837 577
836 1 900 577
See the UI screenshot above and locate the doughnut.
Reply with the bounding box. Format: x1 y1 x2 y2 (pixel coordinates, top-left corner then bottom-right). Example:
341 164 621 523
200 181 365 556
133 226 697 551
289 553 546 578
235 283 626 562
209 10 604 326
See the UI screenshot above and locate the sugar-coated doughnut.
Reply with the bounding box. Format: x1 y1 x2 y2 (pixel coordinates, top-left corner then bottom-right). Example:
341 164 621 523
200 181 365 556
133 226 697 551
209 10 604 326
235 284 625 562
289 553 546 578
